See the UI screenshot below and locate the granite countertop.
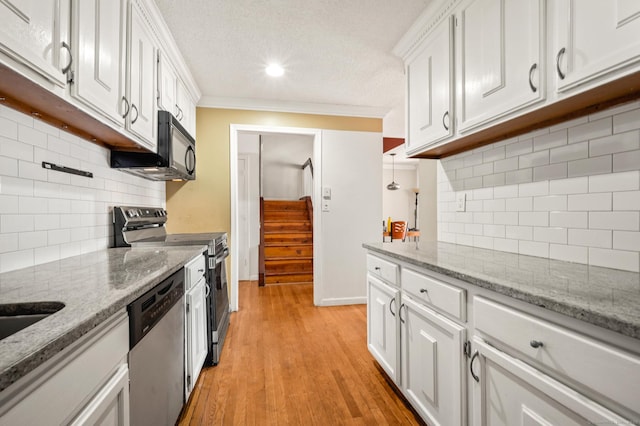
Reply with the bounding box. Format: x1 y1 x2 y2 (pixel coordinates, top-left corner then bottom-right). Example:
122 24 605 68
363 241 640 340
0 246 206 393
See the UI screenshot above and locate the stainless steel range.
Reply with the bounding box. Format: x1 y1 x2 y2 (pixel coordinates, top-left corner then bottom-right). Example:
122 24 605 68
113 206 230 365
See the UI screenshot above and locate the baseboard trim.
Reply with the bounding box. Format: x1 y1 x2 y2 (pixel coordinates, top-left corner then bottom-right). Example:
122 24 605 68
318 296 366 306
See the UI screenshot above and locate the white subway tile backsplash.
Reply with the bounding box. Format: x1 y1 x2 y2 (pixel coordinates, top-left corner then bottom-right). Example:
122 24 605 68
613 231 640 251
568 117 611 144
18 160 48 181
48 229 71 245
589 131 640 157
613 191 640 210
0 176 33 196
34 214 60 231
0 233 18 254
588 248 639 272
1 215 34 233
0 195 19 214
19 197 49 214
613 150 640 172
550 141 588 164
589 212 639 231
533 195 567 212
0 138 33 162
0 249 34 273
550 211 588 229
18 231 48 250
568 155 612 178
437 102 640 271
568 229 612 248
0 156 18 177
589 171 639 193
17 125 47 148
549 176 588 195
0 117 18 139
35 245 60 264
568 193 612 211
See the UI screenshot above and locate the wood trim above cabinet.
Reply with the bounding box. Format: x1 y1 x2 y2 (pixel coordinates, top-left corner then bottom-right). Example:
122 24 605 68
0 63 148 152
412 70 640 159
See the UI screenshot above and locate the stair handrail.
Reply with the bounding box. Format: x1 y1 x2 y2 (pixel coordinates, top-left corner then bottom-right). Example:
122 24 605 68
259 197 265 286
301 157 313 177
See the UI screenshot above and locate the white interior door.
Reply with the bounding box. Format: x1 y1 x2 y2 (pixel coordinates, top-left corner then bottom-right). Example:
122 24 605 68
237 155 250 281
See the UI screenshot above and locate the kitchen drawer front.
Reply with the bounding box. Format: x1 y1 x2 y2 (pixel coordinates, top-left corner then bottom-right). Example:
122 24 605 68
184 254 206 290
474 296 640 417
402 268 466 321
366 254 399 286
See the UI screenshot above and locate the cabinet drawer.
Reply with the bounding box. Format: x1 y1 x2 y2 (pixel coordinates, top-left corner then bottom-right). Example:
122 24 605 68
366 254 399 286
474 297 640 417
184 254 206 290
402 268 465 321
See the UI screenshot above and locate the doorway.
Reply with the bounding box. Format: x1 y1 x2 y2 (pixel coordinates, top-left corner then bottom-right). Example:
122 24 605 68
230 124 322 311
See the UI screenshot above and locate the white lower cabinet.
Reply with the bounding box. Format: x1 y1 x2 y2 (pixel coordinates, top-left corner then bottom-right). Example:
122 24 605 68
185 276 208 396
0 311 130 426
367 273 400 383
401 295 466 426
471 338 629 426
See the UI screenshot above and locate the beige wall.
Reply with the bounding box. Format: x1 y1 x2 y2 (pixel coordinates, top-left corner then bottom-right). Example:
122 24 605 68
418 159 438 241
166 107 382 235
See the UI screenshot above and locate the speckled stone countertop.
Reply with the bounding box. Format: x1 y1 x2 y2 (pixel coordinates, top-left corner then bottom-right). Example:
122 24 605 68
364 241 640 340
0 246 206 392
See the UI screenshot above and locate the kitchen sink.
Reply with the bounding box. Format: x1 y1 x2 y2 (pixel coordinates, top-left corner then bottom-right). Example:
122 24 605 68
0 302 65 340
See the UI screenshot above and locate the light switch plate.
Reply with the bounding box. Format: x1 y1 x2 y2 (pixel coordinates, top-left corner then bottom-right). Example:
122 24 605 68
323 187 331 199
456 192 466 212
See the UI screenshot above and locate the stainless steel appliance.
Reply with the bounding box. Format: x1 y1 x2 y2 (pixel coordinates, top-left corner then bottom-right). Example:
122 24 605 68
110 111 196 181
113 206 230 365
128 268 184 426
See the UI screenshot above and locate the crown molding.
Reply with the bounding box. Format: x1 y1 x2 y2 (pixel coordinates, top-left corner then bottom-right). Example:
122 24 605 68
198 96 390 118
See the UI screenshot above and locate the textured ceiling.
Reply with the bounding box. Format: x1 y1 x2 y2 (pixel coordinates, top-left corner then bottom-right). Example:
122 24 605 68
153 0 431 119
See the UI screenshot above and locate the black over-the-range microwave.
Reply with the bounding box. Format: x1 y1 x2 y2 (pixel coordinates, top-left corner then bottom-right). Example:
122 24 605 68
111 111 196 181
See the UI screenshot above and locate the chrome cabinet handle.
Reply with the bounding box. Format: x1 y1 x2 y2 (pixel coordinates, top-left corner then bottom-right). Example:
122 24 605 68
419 288 428 294
528 63 538 93
177 106 184 121
205 284 210 298
61 41 73 75
530 340 544 348
556 47 566 80
399 303 406 324
389 297 396 317
121 97 130 119
470 350 480 382
374 266 381 271
130 104 139 124
442 111 449 131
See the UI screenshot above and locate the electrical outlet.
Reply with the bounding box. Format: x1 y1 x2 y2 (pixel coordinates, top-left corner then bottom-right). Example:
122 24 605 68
322 201 330 212
456 192 466 212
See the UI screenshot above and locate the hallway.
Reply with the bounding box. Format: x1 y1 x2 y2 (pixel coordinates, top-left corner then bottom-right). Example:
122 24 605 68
178 281 422 425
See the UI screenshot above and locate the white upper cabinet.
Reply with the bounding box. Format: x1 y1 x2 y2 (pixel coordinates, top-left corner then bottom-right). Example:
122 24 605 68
70 0 126 127
157 50 177 114
176 77 196 137
406 16 454 154
127 1 157 151
0 0 70 87
553 1 640 93
457 0 546 133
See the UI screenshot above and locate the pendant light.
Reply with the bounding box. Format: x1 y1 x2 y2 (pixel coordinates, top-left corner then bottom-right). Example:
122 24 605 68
387 153 400 190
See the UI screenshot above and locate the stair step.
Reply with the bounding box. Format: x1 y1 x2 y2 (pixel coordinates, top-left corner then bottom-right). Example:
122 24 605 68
264 244 313 258
263 221 311 232
265 259 313 274
263 200 306 211
264 210 309 220
264 232 313 244
265 273 313 284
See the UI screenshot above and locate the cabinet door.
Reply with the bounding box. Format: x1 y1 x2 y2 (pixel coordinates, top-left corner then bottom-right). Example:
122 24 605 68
186 278 208 396
127 1 157 151
367 274 400 384
407 16 454 154
71 0 126 126
401 296 466 426
471 338 630 426
69 364 130 426
158 51 177 114
458 0 545 133
554 1 640 93
177 78 196 137
0 0 70 86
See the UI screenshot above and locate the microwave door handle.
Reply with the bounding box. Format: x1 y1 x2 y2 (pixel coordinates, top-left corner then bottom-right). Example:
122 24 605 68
185 145 195 175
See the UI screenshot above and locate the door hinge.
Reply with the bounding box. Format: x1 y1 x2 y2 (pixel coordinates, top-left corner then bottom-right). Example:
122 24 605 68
186 302 190 313
463 340 471 358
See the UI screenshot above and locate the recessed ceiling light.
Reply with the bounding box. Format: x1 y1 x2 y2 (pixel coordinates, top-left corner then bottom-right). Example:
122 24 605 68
265 63 284 77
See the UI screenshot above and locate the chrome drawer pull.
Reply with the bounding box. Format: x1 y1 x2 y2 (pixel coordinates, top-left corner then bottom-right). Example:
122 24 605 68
470 351 480 382
419 288 428 294
389 297 396 317
374 266 381 270
530 340 544 349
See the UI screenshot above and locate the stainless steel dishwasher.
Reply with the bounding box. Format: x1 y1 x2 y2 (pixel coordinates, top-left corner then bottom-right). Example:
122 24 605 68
128 269 185 426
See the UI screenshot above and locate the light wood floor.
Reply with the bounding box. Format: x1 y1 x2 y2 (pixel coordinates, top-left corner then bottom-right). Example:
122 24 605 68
178 281 423 425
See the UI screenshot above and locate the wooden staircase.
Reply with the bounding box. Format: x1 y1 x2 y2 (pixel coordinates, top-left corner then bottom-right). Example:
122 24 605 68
259 198 313 286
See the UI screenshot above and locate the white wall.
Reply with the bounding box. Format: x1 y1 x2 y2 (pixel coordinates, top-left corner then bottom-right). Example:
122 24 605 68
438 101 640 272
238 133 260 280
382 167 418 229
320 130 382 305
262 133 313 200
0 105 165 273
